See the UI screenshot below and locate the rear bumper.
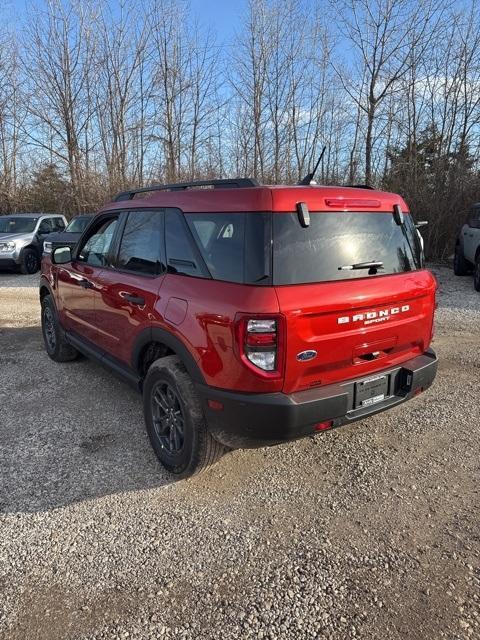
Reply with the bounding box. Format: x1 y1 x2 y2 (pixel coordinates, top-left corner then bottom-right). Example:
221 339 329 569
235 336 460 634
198 348 438 448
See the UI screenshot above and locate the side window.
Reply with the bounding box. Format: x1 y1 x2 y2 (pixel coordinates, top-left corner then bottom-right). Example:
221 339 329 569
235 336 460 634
37 219 53 234
117 210 165 276
469 207 480 228
77 217 118 267
51 218 65 231
165 210 208 278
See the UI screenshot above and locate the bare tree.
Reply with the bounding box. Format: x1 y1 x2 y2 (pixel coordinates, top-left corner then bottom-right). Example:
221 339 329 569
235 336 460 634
332 0 446 185
21 0 97 209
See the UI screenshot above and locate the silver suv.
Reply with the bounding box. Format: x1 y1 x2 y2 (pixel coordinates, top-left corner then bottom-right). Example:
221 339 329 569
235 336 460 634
0 213 67 274
454 203 480 291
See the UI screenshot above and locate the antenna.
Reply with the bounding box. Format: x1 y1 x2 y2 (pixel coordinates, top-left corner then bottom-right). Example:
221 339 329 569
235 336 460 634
298 146 327 185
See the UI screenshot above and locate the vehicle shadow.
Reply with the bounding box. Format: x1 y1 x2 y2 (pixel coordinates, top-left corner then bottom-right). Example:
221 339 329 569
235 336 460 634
0 271 40 288
0 325 173 514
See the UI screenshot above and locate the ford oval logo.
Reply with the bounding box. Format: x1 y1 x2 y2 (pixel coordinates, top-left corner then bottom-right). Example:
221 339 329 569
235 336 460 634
296 350 317 362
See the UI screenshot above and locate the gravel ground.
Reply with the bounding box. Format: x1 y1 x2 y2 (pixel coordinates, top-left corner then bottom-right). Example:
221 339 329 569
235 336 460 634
0 266 478 640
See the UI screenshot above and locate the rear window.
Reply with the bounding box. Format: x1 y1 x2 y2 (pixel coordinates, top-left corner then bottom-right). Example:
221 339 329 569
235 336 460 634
273 212 423 285
181 210 422 286
185 213 271 284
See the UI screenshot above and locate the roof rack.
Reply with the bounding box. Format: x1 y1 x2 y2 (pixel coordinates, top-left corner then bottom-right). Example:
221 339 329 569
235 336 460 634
346 184 375 190
114 178 260 202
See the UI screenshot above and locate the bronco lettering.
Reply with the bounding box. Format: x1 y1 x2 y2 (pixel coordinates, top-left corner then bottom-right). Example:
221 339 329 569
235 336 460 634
337 305 410 325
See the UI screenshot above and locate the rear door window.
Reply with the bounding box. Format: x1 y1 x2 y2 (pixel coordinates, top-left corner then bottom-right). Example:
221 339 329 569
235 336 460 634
273 212 423 285
117 210 165 276
51 218 66 231
185 212 271 284
165 210 209 278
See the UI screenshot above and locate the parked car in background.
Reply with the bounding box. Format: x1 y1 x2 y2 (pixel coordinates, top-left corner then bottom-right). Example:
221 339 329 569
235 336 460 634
40 178 438 477
454 202 480 291
43 214 93 255
0 213 67 274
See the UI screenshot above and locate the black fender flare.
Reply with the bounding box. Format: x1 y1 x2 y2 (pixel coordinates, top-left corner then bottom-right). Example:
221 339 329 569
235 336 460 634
20 243 42 262
39 276 54 302
132 327 206 385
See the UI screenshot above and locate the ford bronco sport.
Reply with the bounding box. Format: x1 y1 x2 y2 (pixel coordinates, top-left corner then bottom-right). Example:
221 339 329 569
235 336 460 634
40 179 438 477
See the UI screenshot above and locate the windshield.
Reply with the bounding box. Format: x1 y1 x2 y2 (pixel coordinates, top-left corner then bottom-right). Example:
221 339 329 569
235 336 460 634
0 217 37 234
273 212 423 285
66 217 90 233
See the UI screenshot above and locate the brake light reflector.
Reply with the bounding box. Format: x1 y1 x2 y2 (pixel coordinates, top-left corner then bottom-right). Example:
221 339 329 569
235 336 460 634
314 420 334 431
208 399 224 411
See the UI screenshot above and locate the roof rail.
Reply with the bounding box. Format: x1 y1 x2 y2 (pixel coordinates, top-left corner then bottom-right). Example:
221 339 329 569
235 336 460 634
114 178 260 202
346 184 375 190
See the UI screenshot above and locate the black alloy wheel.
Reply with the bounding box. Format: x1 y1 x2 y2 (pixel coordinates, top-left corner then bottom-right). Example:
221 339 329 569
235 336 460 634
43 304 57 352
21 248 39 274
143 355 226 477
150 381 185 455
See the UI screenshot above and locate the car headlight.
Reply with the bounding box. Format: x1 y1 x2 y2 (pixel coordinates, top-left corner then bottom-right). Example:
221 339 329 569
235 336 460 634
43 241 53 253
0 242 15 252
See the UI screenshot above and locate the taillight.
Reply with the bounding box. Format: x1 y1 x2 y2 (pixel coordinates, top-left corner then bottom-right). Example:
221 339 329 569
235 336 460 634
245 319 277 371
235 315 285 377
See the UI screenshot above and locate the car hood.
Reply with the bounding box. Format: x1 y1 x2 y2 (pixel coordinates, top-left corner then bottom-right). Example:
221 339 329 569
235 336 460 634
0 232 32 243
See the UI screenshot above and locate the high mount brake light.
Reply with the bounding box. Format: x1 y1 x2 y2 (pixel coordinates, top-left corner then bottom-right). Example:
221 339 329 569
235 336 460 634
235 316 284 376
325 198 381 208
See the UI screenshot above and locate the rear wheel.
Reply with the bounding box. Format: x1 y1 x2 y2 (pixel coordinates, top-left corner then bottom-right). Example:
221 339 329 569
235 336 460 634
474 255 480 292
143 355 225 477
453 244 470 276
41 295 79 362
20 248 39 274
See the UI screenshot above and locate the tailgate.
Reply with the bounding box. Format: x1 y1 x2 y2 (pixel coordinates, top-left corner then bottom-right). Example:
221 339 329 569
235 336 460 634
275 270 436 393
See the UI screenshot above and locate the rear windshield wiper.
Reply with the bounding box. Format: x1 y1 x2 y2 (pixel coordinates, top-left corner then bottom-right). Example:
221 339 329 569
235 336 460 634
338 261 384 272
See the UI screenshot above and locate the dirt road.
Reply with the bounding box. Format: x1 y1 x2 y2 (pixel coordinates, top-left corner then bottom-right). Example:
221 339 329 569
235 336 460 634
0 266 478 639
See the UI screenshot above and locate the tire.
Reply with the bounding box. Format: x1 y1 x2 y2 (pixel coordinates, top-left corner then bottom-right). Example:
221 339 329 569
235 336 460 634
453 244 470 276
41 294 79 362
474 255 480 292
20 247 40 275
143 355 225 477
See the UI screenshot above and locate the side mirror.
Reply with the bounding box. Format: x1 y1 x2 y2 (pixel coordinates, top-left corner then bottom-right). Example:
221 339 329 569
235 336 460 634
415 221 428 228
52 246 72 264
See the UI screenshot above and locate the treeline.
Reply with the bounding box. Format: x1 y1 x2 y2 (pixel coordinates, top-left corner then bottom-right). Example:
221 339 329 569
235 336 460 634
1 0 480 258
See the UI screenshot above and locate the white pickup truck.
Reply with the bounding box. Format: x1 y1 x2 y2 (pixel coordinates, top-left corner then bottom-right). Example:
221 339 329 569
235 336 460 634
454 203 480 291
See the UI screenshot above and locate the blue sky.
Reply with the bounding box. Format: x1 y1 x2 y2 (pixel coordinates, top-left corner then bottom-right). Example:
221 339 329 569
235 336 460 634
190 0 246 42
3 0 247 41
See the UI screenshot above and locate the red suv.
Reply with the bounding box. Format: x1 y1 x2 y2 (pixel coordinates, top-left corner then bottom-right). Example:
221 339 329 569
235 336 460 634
40 179 438 477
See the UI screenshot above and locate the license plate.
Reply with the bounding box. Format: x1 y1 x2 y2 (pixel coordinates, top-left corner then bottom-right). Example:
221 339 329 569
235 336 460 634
355 375 389 409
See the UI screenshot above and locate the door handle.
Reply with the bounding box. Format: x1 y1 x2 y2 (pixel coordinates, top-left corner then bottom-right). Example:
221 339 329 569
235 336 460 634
121 292 145 306
79 279 93 289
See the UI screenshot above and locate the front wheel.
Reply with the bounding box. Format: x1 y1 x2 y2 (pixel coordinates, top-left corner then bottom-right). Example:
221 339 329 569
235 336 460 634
41 295 79 362
143 355 225 477
20 248 39 274
474 255 480 292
